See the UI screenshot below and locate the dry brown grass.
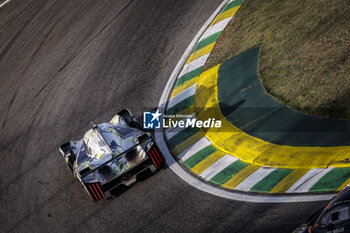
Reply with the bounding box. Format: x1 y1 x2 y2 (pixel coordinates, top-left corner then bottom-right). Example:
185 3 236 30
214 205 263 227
205 0 350 119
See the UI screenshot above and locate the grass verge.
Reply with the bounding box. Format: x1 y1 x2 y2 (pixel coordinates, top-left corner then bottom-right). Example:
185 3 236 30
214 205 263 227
204 0 350 119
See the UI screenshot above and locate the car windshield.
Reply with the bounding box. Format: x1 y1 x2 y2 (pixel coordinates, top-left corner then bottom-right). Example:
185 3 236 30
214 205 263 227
98 123 122 149
84 129 111 158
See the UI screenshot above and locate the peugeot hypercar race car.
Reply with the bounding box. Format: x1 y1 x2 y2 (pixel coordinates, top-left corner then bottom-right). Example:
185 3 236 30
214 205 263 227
59 109 164 201
294 185 350 233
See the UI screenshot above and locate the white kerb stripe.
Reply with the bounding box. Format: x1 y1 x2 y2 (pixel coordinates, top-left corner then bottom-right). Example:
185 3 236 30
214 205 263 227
178 137 212 161
178 53 209 78
165 114 195 141
199 17 232 41
167 84 196 109
287 168 333 193
235 167 276 191
200 154 238 180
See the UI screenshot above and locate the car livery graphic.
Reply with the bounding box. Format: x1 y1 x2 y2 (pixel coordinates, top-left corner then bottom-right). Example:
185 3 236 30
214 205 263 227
59 109 164 201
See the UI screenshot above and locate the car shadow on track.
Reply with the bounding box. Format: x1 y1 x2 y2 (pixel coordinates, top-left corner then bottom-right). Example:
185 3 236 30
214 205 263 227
109 168 158 199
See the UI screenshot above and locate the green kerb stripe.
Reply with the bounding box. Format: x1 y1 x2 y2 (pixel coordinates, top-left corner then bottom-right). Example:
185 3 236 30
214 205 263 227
309 167 350 192
167 127 200 150
210 160 248 185
175 67 202 88
184 145 217 169
166 95 194 115
250 169 293 193
194 32 222 52
221 0 245 13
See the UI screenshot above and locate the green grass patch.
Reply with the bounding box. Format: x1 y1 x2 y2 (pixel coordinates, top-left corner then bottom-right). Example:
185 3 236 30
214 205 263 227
205 0 350 119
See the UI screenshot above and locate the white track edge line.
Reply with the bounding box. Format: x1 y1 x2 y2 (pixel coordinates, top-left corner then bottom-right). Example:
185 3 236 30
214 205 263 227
0 0 11 8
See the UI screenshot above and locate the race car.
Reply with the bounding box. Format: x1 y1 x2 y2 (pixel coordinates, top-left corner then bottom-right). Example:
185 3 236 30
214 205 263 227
293 185 350 233
59 109 164 201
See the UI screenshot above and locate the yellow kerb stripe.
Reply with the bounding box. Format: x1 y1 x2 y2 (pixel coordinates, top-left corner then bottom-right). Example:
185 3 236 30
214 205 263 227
269 169 309 193
222 165 259 189
171 132 204 157
337 177 350 191
210 5 241 26
170 77 199 99
191 150 226 175
185 43 215 65
195 64 350 169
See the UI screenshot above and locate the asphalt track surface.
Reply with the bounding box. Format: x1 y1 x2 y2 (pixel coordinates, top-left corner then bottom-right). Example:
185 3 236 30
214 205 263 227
0 0 328 232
